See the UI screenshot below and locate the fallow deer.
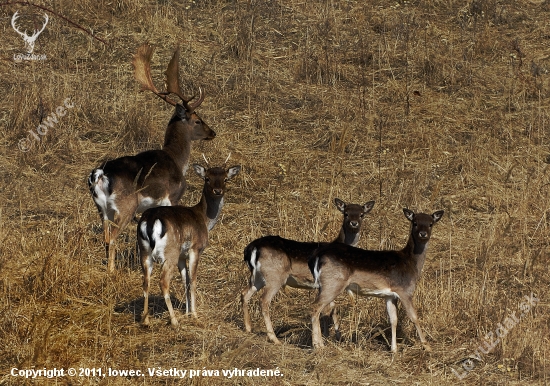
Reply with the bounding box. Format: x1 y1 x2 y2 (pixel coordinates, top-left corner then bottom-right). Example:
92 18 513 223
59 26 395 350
309 209 444 352
88 44 216 272
138 163 241 326
241 198 375 344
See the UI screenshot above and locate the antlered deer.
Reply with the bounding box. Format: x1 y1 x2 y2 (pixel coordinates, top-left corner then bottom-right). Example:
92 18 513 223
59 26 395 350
11 11 48 54
309 209 444 352
241 198 375 344
138 163 241 326
88 44 215 272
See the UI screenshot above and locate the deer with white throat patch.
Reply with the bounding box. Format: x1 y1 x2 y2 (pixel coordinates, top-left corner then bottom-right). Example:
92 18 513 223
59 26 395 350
138 163 241 326
241 198 375 344
309 208 443 352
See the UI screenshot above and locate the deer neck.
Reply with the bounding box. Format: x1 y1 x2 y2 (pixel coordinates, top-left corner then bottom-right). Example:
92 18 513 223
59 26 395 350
196 191 225 232
162 119 192 175
334 228 360 247
402 235 429 277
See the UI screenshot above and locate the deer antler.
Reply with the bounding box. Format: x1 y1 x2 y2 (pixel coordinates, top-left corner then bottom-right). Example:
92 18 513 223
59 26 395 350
134 44 206 112
164 47 205 113
35 13 48 36
188 88 205 112
11 11 25 37
165 48 186 99
133 44 177 106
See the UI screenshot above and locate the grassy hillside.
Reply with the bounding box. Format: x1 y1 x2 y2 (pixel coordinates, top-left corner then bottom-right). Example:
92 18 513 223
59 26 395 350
0 0 549 384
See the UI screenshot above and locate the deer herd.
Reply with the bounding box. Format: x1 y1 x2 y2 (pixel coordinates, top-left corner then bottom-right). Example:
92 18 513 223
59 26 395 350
87 44 444 353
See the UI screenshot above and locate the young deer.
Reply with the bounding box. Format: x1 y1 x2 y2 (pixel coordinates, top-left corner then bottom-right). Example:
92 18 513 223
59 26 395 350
88 44 215 272
138 164 241 326
309 209 444 352
241 198 375 344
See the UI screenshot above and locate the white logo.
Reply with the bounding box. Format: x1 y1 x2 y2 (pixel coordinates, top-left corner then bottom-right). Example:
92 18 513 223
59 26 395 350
11 11 48 54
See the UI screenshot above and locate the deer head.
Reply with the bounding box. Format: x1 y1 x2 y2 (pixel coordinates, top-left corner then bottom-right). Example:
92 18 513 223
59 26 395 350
11 11 49 54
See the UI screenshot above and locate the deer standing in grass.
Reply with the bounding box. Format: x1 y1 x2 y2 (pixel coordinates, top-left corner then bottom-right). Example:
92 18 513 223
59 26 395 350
138 163 241 326
241 198 375 344
309 209 444 352
88 44 216 272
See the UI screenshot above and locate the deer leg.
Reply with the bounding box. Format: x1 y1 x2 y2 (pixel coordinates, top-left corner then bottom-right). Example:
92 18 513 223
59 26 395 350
241 284 258 333
311 295 339 348
187 248 200 318
183 266 191 315
103 218 116 273
106 204 135 273
177 258 189 315
311 279 347 348
160 260 178 327
311 300 329 349
320 301 340 340
241 261 267 333
398 294 431 352
385 296 399 353
330 302 341 341
140 250 153 326
259 281 284 344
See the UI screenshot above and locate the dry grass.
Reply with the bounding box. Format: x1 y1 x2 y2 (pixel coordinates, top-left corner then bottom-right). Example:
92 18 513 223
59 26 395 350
1 0 549 384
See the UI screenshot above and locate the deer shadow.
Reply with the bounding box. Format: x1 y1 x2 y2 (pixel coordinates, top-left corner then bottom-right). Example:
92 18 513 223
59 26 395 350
274 323 314 348
115 296 186 323
280 315 410 351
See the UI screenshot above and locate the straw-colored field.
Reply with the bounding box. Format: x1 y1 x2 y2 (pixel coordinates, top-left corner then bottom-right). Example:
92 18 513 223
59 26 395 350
1 0 549 384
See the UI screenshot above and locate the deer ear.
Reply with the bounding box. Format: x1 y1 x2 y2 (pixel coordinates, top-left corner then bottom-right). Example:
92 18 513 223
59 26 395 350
363 201 375 214
432 210 444 223
226 165 241 180
333 198 346 213
403 208 415 221
193 164 206 178
175 103 189 118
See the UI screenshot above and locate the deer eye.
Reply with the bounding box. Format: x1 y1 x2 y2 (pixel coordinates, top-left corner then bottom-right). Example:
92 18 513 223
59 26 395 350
413 222 417 227
205 177 210 182
195 120 201 125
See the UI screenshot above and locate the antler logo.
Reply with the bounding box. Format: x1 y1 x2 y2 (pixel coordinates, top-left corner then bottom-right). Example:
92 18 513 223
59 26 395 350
11 11 49 54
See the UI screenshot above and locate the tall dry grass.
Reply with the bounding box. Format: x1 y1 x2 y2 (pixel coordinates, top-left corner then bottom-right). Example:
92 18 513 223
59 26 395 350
0 0 549 384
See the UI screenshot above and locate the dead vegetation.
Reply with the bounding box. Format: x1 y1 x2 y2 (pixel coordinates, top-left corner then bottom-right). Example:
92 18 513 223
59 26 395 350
0 0 549 384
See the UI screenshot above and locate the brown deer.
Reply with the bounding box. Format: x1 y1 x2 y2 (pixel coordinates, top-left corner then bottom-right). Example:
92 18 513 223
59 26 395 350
138 163 241 326
309 209 444 352
88 44 216 272
241 198 375 344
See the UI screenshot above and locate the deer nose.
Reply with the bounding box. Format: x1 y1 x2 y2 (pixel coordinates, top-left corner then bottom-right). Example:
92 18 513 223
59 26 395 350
213 188 223 195
418 231 428 238
349 221 359 228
